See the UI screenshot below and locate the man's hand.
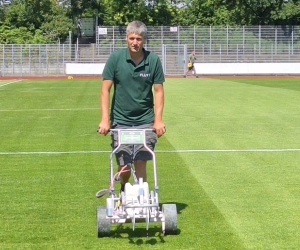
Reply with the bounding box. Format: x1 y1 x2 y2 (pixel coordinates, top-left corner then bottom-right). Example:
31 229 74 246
153 121 166 137
98 120 110 135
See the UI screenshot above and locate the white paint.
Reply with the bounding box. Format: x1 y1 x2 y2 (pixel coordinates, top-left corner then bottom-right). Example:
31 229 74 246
0 79 23 87
1 148 299 155
0 107 99 112
65 63 300 75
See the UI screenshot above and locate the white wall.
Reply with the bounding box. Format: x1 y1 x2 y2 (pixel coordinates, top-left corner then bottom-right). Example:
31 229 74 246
194 63 300 75
65 63 300 75
65 63 105 75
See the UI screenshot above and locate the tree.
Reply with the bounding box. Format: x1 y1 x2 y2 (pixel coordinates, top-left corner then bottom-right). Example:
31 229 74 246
86 0 178 26
0 0 73 43
180 0 237 25
232 0 300 25
271 0 300 25
179 0 300 26
40 3 74 42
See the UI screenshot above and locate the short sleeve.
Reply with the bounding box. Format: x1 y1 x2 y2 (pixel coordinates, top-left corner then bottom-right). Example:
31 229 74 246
153 57 165 84
102 53 115 80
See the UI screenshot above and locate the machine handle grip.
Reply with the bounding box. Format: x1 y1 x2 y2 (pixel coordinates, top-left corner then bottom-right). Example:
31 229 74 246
97 128 156 133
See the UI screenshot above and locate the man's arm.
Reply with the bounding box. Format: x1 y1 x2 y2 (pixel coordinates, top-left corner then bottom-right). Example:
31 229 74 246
98 79 113 135
153 83 166 137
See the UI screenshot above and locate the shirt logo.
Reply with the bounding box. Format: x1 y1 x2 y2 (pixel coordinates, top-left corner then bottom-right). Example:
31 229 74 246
139 73 150 78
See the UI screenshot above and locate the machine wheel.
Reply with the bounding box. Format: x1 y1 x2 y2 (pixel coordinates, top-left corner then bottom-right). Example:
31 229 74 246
96 206 110 237
162 204 178 235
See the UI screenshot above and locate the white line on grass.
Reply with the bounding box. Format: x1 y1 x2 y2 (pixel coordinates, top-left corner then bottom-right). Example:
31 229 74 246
0 150 110 155
0 148 300 155
0 79 23 88
157 148 300 153
0 107 99 112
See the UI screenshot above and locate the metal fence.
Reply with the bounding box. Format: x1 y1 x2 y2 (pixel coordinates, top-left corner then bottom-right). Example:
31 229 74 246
1 25 300 76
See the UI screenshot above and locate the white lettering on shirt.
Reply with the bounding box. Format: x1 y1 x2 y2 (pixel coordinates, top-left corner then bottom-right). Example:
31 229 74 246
139 73 150 78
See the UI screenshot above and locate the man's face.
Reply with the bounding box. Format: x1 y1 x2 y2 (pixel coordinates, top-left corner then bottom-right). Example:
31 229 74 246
126 33 145 53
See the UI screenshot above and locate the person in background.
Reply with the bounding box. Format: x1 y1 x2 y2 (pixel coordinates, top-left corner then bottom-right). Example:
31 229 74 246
184 50 198 78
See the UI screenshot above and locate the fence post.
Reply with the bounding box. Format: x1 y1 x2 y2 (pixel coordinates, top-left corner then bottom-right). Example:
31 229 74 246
69 31 72 60
0 44 4 76
21 45 23 76
209 26 212 55
161 44 166 74
202 44 204 63
288 43 290 62
259 25 261 55
0 44 5 76
194 26 196 52
253 44 256 62
243 26 245 55
275 27 277 55
1 45 3 76
46 44 48 75
161 26 163 45
29 44 31 75
271 44 273 62
113 26 115 51
76 38 78 61
178 25 180 54
291 26 294 55
226 25 228 56
184 44 187 75
11 44 13 75
92 44 95 62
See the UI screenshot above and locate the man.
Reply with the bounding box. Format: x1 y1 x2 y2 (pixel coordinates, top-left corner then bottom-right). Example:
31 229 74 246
184 50 198 78
98 20 166 193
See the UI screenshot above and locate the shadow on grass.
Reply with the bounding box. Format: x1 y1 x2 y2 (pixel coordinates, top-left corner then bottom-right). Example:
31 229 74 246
106 202 186 245
114 226 167 245
110 225 181 245
160 201 187 215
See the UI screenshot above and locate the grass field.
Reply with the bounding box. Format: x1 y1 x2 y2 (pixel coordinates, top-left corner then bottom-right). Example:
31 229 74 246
0 77 300 250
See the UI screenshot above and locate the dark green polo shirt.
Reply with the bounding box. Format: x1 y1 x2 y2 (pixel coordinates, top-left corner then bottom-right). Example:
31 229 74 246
102 48 165 125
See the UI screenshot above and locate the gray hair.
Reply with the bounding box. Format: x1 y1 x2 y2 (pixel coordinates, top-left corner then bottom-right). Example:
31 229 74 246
126 21 147 39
